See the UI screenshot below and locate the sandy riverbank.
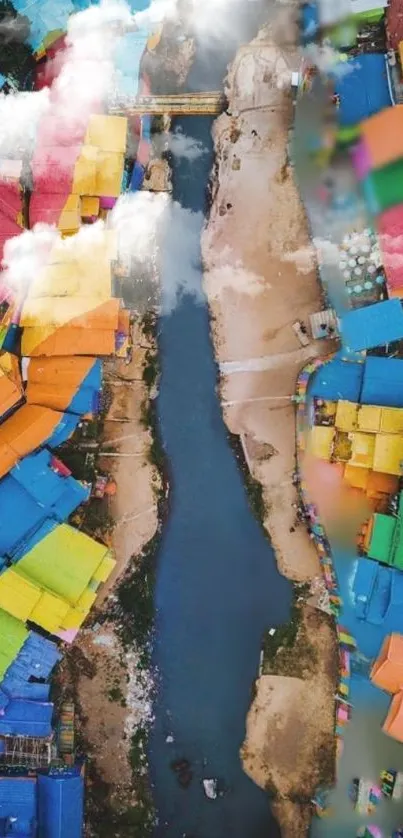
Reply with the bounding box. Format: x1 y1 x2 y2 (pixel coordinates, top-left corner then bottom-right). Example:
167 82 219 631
57 317 161 836
201 10 338 835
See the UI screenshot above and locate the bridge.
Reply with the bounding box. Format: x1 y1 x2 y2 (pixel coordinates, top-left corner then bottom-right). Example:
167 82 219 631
109 91 226 116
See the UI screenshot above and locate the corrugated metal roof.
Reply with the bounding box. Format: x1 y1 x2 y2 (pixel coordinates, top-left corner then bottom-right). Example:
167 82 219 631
341 299 403 352
332 53 391 128
361 105 403 171
26 356 102 415
373 433 403 475
0 569 42 622
17 523 113 604
0 405 67 479
0 776 36 836
0 448 89 559
0 609 27 679
0 698 53 737
361 357 403 407
38 772 84 838
310 358 364 402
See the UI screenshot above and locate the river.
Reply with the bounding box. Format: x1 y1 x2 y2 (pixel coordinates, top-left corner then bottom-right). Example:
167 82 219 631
149 10 292 838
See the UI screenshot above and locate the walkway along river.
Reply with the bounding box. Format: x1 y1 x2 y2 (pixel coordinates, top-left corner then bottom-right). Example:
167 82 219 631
149 13 293 838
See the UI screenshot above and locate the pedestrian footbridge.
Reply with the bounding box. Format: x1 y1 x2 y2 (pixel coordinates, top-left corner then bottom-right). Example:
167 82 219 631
110 91 225 115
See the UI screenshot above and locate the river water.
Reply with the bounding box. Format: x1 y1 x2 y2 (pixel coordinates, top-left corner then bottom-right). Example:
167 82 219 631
150 12 292 838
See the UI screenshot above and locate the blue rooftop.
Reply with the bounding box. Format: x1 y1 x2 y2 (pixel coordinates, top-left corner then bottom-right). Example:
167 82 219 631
361 355 403 408
0 777 36 838
0 632 60 710
0 450 89 559
332 53 392 128
37 771 83 838
0 700 53 738
309 357 364 402
341 299 403 352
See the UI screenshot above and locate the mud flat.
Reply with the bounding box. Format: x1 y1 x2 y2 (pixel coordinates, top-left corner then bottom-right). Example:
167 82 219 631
201 15 338 835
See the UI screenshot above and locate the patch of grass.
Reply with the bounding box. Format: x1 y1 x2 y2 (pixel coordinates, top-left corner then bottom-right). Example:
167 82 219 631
262 583 317 677
227 430 267 524
142 348 160 389
141 310 158 341
79 498 115 539
244 473 266 522
113 531 161 663
107 685 126 705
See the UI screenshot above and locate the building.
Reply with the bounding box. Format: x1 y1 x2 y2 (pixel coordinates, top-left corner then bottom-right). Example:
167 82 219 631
25 357 102 415
0 405 79 480
371 633 403 693
341 299 403 353
0 523 115 641
0 449 89 559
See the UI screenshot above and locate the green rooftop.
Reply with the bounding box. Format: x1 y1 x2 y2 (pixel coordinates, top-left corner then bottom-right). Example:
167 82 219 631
369 493 403 571
0 608 28 678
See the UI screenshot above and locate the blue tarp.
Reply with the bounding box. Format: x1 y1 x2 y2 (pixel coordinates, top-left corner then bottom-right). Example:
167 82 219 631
38 771 83 838
0 777 36 838
0 632 60 707
68 360 102 415
332 54 392 128
0 450 89 559
341 299 403 352
361 356 403 408
129 161 145 192
0 700 53 737
46 414 80 448
309 357 364 401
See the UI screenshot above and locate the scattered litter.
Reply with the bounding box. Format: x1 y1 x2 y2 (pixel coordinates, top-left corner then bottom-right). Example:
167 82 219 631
203 778 218 799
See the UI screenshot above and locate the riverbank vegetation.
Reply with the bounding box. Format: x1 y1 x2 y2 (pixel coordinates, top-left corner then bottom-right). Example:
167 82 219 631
262 584 318 679
227 430 267 524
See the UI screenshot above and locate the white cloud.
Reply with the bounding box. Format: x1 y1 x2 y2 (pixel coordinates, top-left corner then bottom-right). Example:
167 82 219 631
0 89 50 158
2 224 57 295
282 244 317 274
0 0 134 159
167 127 207 161
204 261 268 299
304 43 357 78
159 200 205 312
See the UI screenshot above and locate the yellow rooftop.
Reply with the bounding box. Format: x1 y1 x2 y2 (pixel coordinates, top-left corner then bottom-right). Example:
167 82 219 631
84 115 127 153
374 434 403 476
380 408 403 435
349 432 375 469
335 401 358 432
357 405 382 433
308 425 335 460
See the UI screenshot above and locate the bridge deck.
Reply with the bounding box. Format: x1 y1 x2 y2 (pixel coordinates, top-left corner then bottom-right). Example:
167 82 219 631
109 92 225 116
